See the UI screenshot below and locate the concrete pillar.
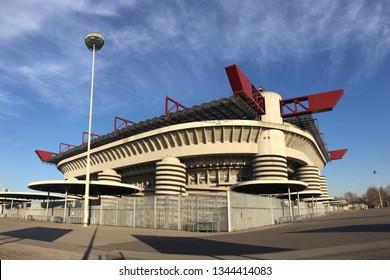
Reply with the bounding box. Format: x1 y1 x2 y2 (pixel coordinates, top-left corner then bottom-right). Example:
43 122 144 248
227 190 232 232
63 188 68 221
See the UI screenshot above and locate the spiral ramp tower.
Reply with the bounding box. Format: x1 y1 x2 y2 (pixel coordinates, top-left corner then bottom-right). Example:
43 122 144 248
155 157 186 195
98 169 122 183
232 92 307 195
318 175 331 201
252 153 288 181
294 165 322 198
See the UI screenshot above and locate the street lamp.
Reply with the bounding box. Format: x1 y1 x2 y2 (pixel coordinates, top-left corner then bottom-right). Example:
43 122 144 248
373 170 383 208
83 32 104 226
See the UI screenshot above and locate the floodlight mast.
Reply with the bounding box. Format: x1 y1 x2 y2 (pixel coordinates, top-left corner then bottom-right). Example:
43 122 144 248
83 32 104 227
373 170 383 208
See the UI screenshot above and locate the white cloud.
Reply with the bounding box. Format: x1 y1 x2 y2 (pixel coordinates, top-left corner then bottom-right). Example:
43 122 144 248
0 0 138 116
0 90 24 119
0 0 389 119
0 0 136 41
109 28 155 53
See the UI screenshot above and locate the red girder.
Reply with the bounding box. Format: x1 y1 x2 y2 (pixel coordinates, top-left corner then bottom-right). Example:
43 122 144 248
59 143 76 154
329 149 348 160
280 89 344 118
35 150 58 161
165 96 186 115
114 116 137 131
82 132 101 144
225 64 265 115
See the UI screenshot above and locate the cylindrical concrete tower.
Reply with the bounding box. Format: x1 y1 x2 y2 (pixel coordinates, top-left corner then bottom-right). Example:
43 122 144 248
155 157 186 195
252 91 288 181
252 129 288 180
260 91 283 124
295 165 322 196
319 175 329 198
98 169 122 183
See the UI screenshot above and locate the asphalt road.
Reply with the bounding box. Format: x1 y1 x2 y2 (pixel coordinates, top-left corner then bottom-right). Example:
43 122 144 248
1 208 390 260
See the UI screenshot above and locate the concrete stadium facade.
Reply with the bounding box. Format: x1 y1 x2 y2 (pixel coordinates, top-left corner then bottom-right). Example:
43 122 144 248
59 116 324 195
34 92 334 199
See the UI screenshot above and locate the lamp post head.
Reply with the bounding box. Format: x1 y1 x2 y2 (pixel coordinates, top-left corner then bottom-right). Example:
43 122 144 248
85 32 104 51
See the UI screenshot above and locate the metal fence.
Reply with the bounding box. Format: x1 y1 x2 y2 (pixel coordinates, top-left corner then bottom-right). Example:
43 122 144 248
227 192 337 231
1 192 340 232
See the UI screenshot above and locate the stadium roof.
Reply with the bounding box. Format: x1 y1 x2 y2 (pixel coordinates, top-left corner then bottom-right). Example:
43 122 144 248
232 179 308 195
0 191 77 201
28 180 141 196
284 114 330 161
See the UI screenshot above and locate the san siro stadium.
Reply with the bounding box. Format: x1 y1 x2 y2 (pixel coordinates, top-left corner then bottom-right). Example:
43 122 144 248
3 64 347 232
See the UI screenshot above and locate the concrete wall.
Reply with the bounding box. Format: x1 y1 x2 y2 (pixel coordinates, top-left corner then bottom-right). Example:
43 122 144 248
2 193 340 232
227 192 336 231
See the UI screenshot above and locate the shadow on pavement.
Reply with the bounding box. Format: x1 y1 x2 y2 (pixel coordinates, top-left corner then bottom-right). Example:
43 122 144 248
121 235 294 258
0 227 73 242
99 252 126 260
82 226 99 260
316 213 390 222
291 224 390 233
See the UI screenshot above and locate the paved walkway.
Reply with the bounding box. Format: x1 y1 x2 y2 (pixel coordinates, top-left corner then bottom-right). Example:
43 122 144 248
1 208 390 259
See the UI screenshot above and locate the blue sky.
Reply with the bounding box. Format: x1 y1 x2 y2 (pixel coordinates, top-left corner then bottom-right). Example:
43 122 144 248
1 0 389 198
